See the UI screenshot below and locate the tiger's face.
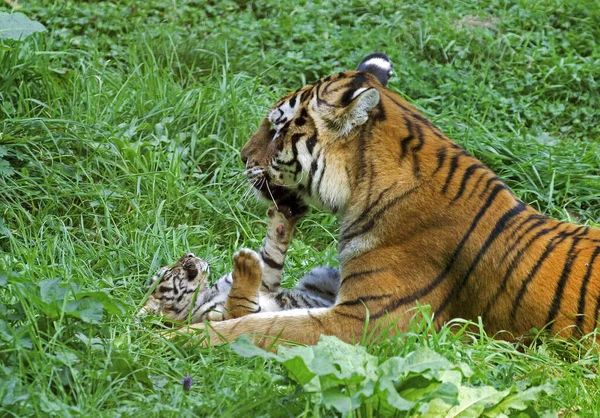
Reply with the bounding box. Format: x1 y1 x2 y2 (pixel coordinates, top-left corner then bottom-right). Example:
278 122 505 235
139 253 209 319
241 53 392 213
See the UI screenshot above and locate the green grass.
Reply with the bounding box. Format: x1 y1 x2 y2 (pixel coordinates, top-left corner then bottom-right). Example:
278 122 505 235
1 0 599 416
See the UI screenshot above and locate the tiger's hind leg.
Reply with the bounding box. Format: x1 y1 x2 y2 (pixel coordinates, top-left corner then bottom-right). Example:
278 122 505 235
224 249 264 319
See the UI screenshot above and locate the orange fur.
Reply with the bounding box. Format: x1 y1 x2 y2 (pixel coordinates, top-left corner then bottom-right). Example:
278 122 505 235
182 62 600 347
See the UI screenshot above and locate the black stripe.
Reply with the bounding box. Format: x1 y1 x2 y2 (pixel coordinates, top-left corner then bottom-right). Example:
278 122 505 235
307 310 326 328
437 202 527 315
274 157 296 167
546 238 582 325
315 155 327 198
511 226 586 322
307 150 321 196
478 176 502 199
334 310 365 321
575 247 600 330
466 172 487 199
296 293 311 308
171 302 191 315
338 294 392 307
441 153 461 195
399 117 415 160
194 302 218 317
158 285 172 293
302 282 336 298
340 268 388 289
383 92 445 142
306 135 317 155
411 119 424 178
434 148 447 175
410 111 446 140
232 304 258 312
593 288 600 328
363 164 377 208
497 217 549 266
371 182 509 320
260 249 284 270
288 295 300 308
340 187 419 244
228 295 258 305
482 221 563 319
451 164 486 203
341 184 395 236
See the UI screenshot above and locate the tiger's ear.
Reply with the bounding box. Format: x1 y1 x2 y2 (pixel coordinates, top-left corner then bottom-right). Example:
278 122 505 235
343 87 381 131
318 86 380 137
357 52 393 87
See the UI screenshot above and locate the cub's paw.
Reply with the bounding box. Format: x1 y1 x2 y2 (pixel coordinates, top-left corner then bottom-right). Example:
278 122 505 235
233 248 263 280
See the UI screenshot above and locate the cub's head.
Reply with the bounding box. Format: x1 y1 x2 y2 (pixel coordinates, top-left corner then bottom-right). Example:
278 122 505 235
138 253 209 321
241 53 393 213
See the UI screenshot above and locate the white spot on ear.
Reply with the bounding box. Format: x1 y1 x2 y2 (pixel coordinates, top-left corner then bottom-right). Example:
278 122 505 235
362 57 393 75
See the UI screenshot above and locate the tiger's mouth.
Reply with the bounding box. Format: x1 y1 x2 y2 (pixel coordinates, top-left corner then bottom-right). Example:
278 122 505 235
246 167 307 217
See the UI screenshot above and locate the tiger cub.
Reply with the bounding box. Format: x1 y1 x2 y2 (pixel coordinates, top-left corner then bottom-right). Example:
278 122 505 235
138 206 340 323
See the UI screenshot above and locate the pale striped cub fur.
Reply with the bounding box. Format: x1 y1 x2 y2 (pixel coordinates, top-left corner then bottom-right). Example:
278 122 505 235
139 206 340 323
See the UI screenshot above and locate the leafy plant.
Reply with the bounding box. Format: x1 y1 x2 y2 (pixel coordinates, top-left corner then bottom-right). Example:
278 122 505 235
232 335 556 416
0 11 46 40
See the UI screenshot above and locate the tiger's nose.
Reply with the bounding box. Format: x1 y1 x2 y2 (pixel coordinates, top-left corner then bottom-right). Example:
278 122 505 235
240 151 248 165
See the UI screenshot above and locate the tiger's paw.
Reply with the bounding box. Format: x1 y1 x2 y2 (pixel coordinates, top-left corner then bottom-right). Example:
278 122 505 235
266 206 298 240
233 248 263 285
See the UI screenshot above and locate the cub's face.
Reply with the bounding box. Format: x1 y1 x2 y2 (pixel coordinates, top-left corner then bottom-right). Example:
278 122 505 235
139 253 209 319
241 53 392 212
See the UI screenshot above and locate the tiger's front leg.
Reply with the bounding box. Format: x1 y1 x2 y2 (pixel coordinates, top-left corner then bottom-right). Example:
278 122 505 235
182 302 409 347
180 267 417 347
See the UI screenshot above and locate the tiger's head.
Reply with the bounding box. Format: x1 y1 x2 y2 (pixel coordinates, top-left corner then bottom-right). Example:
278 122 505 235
241 53 393 213
138 253 210 321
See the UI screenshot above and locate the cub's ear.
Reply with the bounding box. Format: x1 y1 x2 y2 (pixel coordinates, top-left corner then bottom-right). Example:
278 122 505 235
356 52 393 87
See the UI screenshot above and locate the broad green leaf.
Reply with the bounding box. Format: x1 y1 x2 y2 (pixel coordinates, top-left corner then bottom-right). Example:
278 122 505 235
231 335 279 360
110 351 152 388
77 291 126 315
65 298 104 324
0 377 29 406
38 279 66 304
444 385 510 418
483 383 555 416
321 389 354 415
0 12 47 40
377 377 416 412
0 320 11 341
403 347 453 375
0 160 14 177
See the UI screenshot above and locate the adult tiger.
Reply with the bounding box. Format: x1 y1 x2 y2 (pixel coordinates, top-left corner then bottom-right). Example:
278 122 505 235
185 52 600 346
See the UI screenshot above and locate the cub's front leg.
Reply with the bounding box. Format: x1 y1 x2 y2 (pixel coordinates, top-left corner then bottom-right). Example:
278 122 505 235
224 249 264 319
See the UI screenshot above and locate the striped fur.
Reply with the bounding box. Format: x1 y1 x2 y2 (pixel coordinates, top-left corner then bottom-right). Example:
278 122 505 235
139 206 339 323
182 52 600 347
